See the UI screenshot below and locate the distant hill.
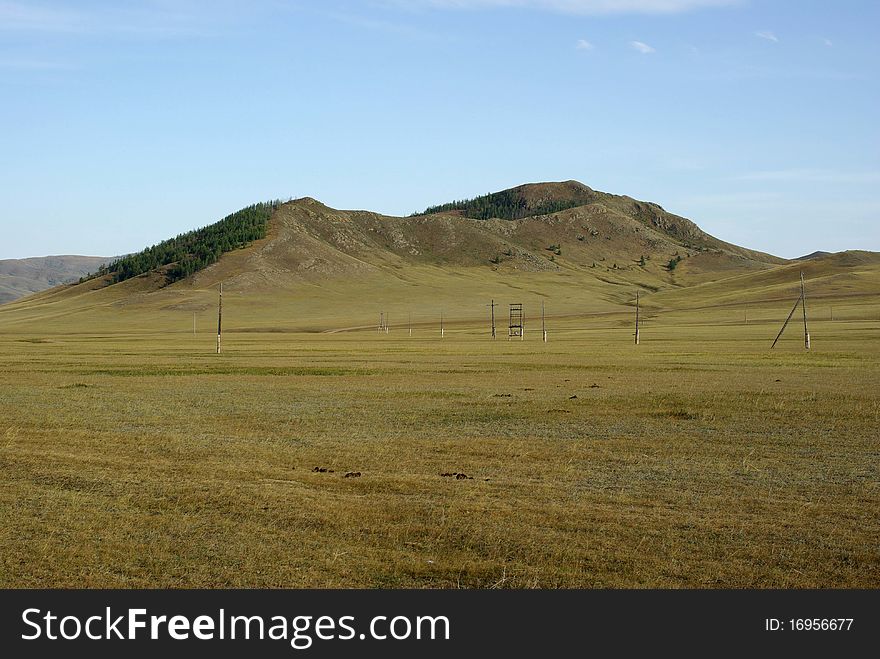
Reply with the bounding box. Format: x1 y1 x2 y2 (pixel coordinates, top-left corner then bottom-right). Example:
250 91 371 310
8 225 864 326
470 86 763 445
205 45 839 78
650 249 880 310
796 251 832 261
0 255 110 304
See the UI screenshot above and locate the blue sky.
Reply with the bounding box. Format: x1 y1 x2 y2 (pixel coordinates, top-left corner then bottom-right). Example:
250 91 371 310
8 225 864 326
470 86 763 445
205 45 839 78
1 0 877 259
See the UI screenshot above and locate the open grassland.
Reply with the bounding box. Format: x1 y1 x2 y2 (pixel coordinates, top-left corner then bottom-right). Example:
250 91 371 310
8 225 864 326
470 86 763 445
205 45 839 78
1 300 878 588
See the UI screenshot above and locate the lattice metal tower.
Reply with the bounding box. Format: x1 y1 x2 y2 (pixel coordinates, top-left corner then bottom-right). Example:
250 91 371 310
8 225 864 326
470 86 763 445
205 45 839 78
508 303 524 340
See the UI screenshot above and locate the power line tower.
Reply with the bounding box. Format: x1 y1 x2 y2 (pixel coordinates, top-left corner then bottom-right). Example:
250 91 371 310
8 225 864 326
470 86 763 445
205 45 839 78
508 303 524 341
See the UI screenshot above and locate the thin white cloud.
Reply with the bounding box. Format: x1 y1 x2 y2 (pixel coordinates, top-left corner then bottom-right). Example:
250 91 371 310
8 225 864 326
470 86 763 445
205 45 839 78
324 11 437 39
754 30 778 43
575 39 594 50
384 0 740 15
630 40 656 54
0 1 231 37
0 56 74 70
732 169 880 184
823 38 833 47
0 1 82 32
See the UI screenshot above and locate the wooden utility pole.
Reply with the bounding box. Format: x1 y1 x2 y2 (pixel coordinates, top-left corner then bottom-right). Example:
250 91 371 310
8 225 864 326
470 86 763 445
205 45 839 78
542 300 547 343
771 295 801 349
440 310 444 338
634 291 640 345
409 312 412 337
801 271 810 350
490 299 496 339
771 272 810 350
216 283 222 354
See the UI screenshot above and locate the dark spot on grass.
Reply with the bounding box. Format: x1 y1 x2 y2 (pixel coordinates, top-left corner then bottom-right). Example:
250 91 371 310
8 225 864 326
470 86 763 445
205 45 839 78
654 409 697 420
441 472 472 480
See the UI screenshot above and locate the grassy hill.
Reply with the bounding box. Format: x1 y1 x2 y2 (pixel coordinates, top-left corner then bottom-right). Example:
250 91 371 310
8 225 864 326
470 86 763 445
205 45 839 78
0 181 807 334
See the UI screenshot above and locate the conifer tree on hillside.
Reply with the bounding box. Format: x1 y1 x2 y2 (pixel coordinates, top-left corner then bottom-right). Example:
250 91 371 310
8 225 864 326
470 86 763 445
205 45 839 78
412 190 584 221
83 201 280 285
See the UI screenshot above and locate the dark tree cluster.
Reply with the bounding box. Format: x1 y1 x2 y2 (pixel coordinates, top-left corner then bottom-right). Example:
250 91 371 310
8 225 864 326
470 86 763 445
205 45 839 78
667 254 683 271
412 190 583 221
84 201 280 285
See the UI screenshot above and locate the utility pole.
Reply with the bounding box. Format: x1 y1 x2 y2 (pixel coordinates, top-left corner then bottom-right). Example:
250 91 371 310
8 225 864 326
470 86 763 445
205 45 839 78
801 271 810 350
440 310 444 338
634 291 640 345
771 272 811 350
487 299 497 339
491 299 496 339
216 283 222 354
409 312 412 337
542 300 547 343
193 312 196 336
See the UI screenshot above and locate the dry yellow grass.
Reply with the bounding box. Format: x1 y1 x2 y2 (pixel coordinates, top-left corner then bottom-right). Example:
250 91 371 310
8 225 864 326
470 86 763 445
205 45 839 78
1 299 878 588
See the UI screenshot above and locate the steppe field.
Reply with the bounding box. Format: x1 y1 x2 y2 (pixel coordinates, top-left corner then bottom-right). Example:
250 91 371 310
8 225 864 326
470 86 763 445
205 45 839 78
1 288 878 588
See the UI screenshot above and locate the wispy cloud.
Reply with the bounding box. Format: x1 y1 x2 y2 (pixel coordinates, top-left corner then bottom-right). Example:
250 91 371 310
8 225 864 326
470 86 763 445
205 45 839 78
732 169 880 184
0 1 229 37
754 30 778 43
0 1 82 32
823 38 833 47
324 10 437 39
575 39 594 50
630 40 655 54
382 0 740 15
0 56 74 70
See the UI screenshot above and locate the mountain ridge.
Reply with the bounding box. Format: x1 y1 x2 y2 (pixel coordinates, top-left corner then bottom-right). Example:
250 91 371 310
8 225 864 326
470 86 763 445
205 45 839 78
3 181 876 333
0 255 110 305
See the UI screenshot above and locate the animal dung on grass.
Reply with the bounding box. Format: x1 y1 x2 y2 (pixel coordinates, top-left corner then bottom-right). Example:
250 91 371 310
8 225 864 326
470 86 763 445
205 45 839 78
344 471 362 478
440 472 472 480
313 466 335 473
